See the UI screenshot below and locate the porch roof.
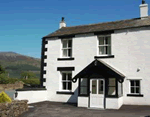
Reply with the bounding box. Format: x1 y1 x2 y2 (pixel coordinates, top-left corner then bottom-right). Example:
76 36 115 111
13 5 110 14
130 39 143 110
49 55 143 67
72 59 125 83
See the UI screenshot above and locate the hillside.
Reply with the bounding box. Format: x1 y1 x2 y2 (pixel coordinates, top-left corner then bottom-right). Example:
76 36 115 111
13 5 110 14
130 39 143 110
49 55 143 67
0 52 41 78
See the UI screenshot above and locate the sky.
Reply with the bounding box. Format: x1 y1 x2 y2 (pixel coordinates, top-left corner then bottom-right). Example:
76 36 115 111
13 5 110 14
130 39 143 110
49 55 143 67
0 0 149 59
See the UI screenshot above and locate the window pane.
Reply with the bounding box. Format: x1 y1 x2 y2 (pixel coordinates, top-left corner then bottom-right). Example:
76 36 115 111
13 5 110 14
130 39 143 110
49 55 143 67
131 81 134 86
62 73 66 80
109 78 116 86
81 78 87 86
63 49 67 57
68 40 72 47
108 87 116 95
68 49 72 57
92 80 97 94
62 40 67 48
136 87 140 93
106 46 111 54
68 73 72 80
62 82 66 90
99 37 104 45
80 87 87 94
99 46 105 54
105 36 111 44
131 87 134 93
135 81 140 86
99 80 103 94
68 82 72 90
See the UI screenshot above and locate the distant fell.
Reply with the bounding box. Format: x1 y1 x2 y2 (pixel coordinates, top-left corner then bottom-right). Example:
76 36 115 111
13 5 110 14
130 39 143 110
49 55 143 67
0 52 41 78
0 51 40 62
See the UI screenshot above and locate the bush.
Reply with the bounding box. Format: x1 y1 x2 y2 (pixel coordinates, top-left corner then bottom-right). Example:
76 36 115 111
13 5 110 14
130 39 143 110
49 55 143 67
6 78 19 84
20 78 40 85
0 74 9 84
0 73 40 85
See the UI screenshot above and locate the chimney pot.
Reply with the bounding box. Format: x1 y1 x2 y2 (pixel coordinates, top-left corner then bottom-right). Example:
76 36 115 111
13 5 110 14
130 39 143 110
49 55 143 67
62 17 64 22
59 17 66 29
142 0 145 4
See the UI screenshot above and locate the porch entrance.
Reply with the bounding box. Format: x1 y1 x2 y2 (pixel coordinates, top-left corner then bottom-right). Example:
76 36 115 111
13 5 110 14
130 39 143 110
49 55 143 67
90 79 105 109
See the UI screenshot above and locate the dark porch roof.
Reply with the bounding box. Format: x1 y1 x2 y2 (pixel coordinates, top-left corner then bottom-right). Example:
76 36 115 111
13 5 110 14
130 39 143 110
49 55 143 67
72 59 125 83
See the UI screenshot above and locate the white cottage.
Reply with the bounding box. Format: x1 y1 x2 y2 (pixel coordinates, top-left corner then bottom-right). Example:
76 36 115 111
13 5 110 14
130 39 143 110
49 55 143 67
15 0 150 109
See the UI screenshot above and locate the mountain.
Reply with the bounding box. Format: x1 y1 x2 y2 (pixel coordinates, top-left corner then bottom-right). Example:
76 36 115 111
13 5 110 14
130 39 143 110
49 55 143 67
0 52 41 78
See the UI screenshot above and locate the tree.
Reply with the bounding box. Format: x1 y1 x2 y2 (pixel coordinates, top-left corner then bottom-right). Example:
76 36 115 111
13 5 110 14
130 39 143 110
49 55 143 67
20 71 36 79
0 64 6 74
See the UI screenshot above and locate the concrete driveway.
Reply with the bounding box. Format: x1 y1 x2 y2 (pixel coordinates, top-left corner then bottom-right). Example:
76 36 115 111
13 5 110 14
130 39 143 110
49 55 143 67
19 101 150 117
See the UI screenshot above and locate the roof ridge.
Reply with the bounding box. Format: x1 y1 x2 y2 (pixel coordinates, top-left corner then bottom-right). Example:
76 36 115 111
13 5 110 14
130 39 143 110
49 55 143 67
43 16 150 38
63 17 142 28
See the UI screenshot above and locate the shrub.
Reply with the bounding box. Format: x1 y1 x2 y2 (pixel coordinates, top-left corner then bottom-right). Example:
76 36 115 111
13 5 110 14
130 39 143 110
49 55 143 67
0 73 19 84
0 73 9 84
20 78 40 85
6 78 19 84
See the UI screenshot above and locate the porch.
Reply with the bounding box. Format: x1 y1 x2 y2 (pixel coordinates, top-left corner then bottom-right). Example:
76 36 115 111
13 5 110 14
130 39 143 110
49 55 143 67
72 59 125 109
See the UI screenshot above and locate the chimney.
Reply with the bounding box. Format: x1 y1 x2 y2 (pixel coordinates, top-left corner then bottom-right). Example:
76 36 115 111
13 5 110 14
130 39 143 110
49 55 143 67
139 0 148 18
59 17 66 29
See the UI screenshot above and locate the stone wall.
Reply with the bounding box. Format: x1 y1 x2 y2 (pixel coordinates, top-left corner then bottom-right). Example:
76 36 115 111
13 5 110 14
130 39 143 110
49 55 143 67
0 81 24 90
0 100 28 117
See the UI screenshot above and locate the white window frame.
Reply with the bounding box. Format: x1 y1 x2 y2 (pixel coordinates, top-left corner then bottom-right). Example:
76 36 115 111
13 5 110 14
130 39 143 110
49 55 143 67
97 35 111 56
129 80 141 94
60 71 72 92
61 39 72 58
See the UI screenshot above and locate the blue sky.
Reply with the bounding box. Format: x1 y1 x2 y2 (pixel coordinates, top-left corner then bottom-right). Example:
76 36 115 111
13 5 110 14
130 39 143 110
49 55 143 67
0 0 149 58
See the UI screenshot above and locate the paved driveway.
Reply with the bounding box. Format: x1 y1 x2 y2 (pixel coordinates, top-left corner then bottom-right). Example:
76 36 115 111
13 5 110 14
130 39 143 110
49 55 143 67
19 101 150 117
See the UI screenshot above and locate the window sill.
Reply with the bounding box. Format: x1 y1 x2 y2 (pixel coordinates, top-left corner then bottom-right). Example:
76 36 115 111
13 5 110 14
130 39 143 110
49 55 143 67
57 58 75 61
106 95 118 98
78 94 89 97
127 94 144 97
94 55 115 59
56 91 74 95
16 88 46 91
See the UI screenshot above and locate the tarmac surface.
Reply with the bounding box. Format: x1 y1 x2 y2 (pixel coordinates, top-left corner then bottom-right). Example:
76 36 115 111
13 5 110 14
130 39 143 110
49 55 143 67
19 101 150 117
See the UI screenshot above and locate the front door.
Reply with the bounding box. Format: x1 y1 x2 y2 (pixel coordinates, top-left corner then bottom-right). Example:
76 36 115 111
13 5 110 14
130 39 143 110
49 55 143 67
90 79 105 109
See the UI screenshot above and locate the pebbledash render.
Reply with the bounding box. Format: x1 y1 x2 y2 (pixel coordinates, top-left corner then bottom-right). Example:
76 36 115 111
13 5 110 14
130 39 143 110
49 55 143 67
15 0 150 109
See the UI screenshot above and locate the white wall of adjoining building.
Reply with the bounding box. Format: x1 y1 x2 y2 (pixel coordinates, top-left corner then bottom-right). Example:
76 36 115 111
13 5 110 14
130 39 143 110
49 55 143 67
14 90 48 104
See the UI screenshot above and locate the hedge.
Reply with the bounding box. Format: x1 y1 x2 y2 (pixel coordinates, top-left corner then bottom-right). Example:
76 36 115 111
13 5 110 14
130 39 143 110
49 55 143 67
0 74 40 85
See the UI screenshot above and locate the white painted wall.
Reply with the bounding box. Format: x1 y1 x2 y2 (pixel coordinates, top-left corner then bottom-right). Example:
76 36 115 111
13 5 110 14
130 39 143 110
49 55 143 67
118 97 123 108
78 97 88 107
106 97 123 109
44 26 150 107
14 91 47 104
45 33 96 103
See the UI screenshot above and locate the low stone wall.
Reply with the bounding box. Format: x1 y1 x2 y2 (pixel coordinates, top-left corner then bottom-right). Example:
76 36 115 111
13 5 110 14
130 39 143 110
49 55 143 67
0 81 24 90
0 100 28 117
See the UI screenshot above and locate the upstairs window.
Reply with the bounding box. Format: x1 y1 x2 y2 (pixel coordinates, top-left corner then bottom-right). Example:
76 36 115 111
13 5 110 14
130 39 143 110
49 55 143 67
98 35 111 55
62 39 72 57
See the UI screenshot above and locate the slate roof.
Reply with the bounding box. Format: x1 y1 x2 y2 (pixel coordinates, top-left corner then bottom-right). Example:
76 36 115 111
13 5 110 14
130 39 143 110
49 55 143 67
43 16 150 39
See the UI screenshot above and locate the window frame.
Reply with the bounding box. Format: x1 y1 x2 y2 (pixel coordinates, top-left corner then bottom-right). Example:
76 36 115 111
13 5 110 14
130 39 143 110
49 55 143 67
78 78 89 96
80 78 88 95
60 71 72 92
97 35 111 56
107 78 116 96
61 39 72 58
129 80 141 95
